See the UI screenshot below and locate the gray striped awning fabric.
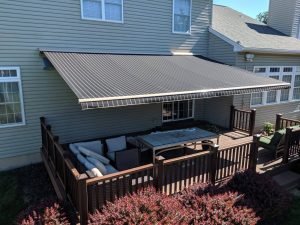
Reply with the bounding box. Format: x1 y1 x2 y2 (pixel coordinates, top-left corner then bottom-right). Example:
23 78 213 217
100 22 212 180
42 50 290 109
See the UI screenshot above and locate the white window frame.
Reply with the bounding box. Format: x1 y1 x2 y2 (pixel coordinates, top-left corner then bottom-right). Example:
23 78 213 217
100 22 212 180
251 66 300 107
297 21 300 39
0 67 26 128
172 0 192 35
162 100 194 122
80 0 124 23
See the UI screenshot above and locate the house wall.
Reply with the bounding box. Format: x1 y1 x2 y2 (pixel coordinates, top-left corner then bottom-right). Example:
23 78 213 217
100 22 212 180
0 0 214 170
0 0 211 55
207 33 236 65
233 53 300 131
0 68 163 171
268 0 299 37
195 96 233 128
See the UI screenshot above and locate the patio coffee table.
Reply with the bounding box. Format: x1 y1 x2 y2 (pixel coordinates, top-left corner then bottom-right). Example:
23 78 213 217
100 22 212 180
137 128 219 162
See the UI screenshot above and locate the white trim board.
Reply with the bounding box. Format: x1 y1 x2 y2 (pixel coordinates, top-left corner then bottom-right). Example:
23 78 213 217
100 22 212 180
0 66 26 128
172 0 192 35
80 0 124 24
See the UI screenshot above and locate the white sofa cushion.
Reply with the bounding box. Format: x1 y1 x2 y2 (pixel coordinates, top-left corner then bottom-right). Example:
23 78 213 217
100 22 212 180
77 153 86 164
84 161 103 177
78 146 110 165
87 157 107 175
75 141 104 155
105 164 118 174
69 144 80 155
76 153 103 177
106 152 115 162
106 136 127 153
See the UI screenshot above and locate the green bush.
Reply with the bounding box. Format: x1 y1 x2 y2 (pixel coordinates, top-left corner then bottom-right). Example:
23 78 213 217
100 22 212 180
263 122 274 135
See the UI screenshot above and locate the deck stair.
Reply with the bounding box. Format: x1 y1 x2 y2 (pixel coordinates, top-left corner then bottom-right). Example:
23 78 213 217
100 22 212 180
273 171 300 191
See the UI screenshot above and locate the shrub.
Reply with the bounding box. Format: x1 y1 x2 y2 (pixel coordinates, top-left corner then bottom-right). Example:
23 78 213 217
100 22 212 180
176 184 259 225
88 187 188 225
223 170 292 223
88 171 291 225
18 199 76 225
263 122 274 135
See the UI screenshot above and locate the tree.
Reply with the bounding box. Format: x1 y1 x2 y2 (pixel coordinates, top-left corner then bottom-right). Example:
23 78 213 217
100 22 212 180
257 11 269 24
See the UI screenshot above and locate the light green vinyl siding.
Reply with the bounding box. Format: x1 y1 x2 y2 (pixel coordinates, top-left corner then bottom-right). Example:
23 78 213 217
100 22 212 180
268 0 300 37
0 0 212 162
208 33 236 65
233 53 300 131
195 96 233 128
0 0 211 55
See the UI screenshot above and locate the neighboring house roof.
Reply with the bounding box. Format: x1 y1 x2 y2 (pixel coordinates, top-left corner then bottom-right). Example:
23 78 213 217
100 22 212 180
211 5 300 54
41 50 289 109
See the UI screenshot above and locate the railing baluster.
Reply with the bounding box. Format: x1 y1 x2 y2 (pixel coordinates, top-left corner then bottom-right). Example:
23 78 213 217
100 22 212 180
230 107 256 135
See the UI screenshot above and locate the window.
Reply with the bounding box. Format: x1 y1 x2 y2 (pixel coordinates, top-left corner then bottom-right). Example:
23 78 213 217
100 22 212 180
81 0 123 22
283 67 293 73
293 75 300 100
270 67 280 73
162 100 194 122
173 0 191 34
266 76 279 104
281 75 292 101
251 92 263 105
251 66 300 106
0 67 25 127
254 67 266 73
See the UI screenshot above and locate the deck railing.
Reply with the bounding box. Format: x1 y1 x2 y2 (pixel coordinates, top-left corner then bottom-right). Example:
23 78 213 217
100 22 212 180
40 117 258 225
216 139 258 181
273 114 300 164
230 106 256 136
275 113 300 130
282 127 300 163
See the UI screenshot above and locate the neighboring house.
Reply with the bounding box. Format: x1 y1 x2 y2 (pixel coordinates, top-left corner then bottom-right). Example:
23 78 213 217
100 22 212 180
0 0 289 170
209 2 300 132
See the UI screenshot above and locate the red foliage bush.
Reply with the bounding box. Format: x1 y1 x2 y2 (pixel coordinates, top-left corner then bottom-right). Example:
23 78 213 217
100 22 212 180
176 183 259 225
18 199 76 225
88 187 188 225
223 170 292 223
89 185 259 225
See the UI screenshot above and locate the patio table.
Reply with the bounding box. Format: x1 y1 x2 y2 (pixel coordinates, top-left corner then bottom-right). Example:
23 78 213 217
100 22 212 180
137 127 219 162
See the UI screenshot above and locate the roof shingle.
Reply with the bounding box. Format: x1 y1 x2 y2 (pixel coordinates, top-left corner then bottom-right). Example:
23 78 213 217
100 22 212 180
212 5 300 53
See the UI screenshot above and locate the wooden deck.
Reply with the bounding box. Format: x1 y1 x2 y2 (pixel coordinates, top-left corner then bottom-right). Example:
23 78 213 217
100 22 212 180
40 114 300 225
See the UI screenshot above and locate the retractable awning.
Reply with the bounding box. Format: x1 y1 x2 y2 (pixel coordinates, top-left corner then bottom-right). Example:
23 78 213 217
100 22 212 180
41 50 290 110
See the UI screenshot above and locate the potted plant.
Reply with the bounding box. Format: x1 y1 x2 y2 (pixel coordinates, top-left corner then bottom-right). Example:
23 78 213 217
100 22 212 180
263 122 274 136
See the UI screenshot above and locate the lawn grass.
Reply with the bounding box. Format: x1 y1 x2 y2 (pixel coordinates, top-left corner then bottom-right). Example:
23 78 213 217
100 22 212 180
286 197 300 225
0 170 24 225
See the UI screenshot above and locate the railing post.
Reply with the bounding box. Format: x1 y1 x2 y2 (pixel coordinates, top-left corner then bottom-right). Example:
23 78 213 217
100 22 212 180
209 144 219 185
40 117 45 148
249 109 256 136
46 125 51 158
53 136 59 175
78 174 89 225
229 105 235 130
283 128 293 164
275 113 283 131
155 156 165 192
249 135 259 171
